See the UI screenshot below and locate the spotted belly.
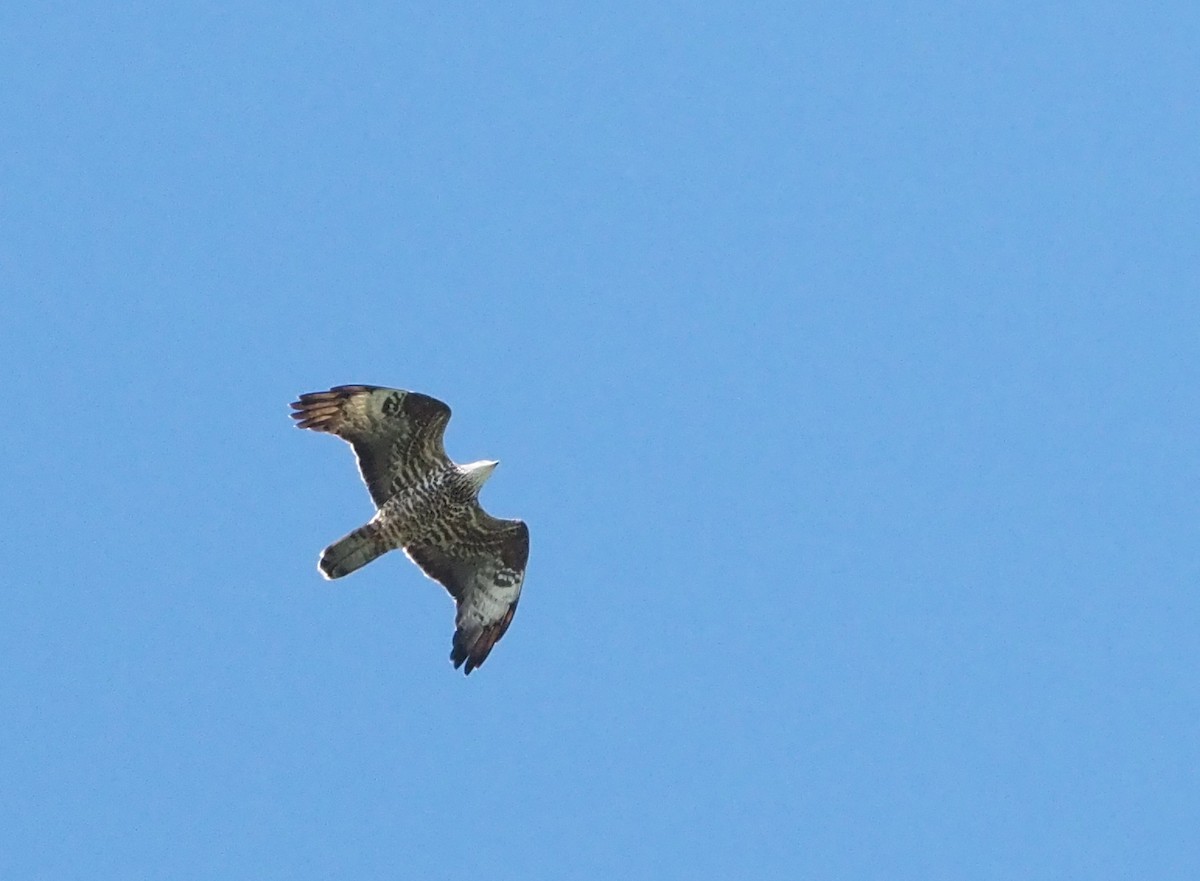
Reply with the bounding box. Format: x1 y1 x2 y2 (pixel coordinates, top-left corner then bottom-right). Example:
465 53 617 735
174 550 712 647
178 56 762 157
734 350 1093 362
373 468 473 549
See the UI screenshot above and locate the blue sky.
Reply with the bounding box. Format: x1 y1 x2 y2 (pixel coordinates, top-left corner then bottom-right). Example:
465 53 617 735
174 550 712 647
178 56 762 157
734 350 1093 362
2 3 1197 878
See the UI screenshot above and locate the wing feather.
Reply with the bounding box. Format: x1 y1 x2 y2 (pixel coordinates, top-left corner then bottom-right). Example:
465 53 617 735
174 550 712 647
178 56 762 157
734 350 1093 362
405 513 529 675
290 385 451 506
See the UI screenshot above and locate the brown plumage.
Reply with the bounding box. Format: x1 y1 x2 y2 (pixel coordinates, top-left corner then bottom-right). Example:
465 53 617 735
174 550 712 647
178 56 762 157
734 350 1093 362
291 385 529 674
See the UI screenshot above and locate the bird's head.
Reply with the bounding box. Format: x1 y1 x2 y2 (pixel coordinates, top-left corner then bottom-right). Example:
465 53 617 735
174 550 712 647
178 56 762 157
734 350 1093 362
461 459 499 492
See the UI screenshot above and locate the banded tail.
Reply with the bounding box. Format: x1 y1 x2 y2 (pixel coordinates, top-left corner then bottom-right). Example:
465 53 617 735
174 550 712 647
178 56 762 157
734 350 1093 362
319 523 389 579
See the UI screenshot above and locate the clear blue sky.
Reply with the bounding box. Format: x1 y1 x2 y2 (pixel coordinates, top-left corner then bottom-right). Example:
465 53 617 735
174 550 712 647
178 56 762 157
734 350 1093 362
2 3 1196 879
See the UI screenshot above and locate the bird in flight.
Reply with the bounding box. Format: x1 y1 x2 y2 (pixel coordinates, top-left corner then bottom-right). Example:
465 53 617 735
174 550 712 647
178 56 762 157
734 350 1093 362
290 385 529 674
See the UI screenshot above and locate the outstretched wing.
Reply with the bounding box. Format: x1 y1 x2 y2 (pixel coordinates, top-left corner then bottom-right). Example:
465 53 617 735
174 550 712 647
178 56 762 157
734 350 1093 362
290 385 451 507
405 512 529 675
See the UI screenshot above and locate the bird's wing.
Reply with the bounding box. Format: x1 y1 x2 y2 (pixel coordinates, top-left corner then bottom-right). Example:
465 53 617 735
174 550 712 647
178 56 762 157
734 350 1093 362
404 511 529 675
290 385 451 507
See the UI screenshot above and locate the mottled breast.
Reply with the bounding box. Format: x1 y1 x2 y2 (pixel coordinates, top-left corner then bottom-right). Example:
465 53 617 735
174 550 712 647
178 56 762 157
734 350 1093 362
375 466 476 545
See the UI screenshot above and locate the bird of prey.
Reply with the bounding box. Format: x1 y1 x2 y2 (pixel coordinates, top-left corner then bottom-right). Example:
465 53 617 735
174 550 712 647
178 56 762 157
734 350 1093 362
290 385 529 674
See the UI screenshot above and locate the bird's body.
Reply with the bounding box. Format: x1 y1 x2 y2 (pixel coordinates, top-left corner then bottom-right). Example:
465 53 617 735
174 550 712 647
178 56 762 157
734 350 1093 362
372 466 480 550
290 385 528 674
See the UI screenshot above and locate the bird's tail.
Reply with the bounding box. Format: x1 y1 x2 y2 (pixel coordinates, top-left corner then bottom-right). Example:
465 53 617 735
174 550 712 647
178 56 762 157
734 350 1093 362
319 522 388 579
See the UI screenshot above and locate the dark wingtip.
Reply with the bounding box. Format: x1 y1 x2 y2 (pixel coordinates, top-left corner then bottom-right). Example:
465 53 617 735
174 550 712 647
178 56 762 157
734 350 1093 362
450 641 480 675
